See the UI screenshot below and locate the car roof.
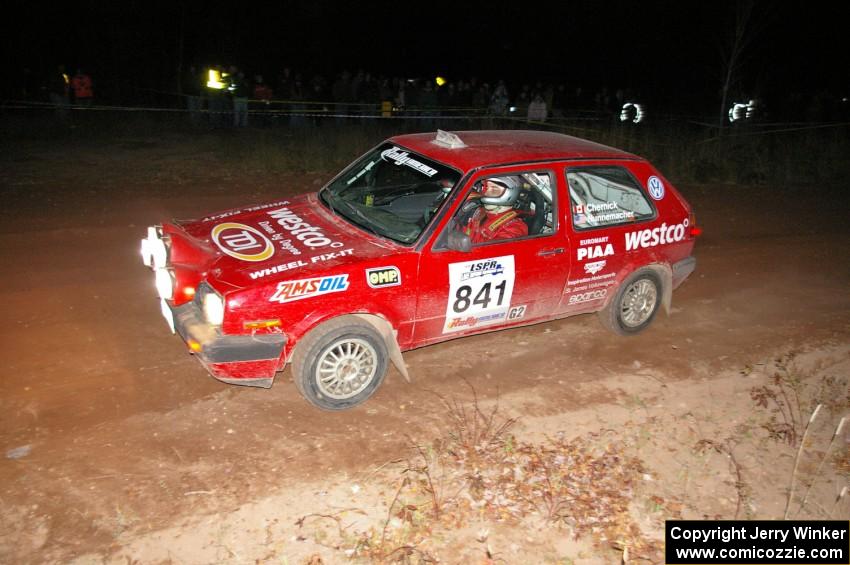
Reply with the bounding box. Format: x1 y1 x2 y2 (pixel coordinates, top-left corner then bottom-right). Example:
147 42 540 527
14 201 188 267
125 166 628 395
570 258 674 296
389 130 640 172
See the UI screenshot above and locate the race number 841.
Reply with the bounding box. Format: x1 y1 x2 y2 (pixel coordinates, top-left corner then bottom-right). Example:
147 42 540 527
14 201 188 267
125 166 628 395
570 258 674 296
443 255 516 333
453 280 507 313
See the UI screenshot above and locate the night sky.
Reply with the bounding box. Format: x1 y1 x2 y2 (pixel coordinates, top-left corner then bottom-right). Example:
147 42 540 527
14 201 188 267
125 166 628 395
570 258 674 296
4 1 847 114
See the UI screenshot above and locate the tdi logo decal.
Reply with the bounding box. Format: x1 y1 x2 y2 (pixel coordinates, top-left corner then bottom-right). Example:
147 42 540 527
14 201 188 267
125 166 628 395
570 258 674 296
211 222 275 262
270 274 349 303
366 266 401 288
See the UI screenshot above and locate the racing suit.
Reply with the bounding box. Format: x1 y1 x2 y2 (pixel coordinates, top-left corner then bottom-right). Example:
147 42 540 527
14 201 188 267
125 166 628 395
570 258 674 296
465 206 528 243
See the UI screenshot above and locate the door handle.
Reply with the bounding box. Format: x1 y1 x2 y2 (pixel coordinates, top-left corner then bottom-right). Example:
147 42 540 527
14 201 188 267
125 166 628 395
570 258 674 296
537 248 565 257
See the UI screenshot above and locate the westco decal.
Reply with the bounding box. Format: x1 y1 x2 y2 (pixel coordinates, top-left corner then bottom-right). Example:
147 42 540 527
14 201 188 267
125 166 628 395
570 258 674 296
267 207 344 249
624 219 689 251
211 222 275 262
269 274 349 303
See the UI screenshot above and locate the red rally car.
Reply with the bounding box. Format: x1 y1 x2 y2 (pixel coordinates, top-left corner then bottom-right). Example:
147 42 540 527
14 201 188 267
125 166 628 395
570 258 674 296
140 130 698 410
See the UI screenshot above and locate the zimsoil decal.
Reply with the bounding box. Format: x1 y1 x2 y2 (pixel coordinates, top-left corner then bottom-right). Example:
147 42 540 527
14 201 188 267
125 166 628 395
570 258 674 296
267 207 343 249
211 222 275 262
269 274 349 303
366 266 401 288
624 219 689 251
444 256 515 333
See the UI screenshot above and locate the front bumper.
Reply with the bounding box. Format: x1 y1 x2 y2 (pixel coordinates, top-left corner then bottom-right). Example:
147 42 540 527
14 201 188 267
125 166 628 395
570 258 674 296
168 301 287 388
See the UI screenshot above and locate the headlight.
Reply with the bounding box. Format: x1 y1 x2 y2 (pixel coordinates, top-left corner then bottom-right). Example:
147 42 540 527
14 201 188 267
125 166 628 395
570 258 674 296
150 237 168 269
203 292 225 326
155 268 175 300
141 226 168 269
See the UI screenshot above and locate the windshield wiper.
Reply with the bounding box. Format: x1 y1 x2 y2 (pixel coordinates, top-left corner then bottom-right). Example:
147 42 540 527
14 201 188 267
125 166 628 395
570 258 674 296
331 196 383 237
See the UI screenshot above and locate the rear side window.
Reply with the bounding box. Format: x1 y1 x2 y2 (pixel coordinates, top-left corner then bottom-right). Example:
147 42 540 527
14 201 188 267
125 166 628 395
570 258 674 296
567 166 655 230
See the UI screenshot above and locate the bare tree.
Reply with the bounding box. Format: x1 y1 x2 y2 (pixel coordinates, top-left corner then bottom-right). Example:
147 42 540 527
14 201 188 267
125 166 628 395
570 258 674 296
717 1 764 133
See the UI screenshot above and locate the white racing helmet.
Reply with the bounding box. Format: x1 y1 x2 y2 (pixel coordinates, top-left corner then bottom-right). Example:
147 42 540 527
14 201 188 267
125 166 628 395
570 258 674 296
479 176 521 212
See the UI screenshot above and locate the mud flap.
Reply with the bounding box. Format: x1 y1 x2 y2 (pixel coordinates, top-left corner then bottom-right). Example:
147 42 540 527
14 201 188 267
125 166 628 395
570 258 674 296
353 314 411 383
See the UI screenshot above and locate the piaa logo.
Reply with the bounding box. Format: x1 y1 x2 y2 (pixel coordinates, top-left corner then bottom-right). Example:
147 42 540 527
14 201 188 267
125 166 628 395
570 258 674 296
577 243 614 261
211 222 274 262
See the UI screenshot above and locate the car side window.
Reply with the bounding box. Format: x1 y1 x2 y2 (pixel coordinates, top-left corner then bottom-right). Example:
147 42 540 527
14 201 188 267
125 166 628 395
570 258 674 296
567 166 655 230
452 171 556 246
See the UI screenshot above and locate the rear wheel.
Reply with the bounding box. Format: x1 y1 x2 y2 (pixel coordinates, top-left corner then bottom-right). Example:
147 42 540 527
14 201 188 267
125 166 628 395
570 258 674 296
292 317 388 410
598 269 662 335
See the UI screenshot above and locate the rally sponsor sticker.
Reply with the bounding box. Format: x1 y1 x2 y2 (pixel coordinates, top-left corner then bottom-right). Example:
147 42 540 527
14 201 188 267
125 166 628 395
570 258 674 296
269 274 349 303
366 266 401 288
444 255 515 333
211 222 275 262
584 260 606 275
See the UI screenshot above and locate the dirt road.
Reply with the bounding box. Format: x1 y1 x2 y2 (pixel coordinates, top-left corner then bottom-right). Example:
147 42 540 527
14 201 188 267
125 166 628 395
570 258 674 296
1 132 848 563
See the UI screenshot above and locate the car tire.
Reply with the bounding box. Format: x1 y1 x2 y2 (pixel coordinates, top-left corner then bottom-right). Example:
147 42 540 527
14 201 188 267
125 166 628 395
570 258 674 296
291 317 388 411
598 269 662 336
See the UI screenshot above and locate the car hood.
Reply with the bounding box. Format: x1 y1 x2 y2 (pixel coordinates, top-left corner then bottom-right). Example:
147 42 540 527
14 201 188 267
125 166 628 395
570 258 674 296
172 193 400 288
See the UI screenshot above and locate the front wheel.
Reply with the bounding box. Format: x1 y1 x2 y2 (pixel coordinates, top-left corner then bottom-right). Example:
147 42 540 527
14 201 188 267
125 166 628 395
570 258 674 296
291 317 388 410
598 269 662 336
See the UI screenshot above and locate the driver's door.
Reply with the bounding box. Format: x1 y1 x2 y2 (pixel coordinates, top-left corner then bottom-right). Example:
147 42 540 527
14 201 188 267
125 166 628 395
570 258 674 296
411 167 571 345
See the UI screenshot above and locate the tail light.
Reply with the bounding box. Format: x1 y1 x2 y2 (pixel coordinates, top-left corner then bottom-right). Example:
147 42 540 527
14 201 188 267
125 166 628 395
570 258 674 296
688 212 702 238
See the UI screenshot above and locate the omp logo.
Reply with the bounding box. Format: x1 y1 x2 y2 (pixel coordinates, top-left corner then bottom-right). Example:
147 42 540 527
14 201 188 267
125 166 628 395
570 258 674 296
624 219 689 251
366 266 401 288
211 222 274 262
269 274 349 303
584 260 606 275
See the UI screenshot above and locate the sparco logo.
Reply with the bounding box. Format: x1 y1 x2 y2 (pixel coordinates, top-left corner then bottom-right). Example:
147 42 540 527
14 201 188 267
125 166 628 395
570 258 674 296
267 207 343 249
568 289 607 305
624 219 689 251
211 222 275 262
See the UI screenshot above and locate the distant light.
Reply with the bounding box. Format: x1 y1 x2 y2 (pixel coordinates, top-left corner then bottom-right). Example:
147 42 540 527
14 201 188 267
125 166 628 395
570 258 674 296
435 76 446 87
509 106 517 113
206 69 226 90
729 99 757 122
620 102 645 124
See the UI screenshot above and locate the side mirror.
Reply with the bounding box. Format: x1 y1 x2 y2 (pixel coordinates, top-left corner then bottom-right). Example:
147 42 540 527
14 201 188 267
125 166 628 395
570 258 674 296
447 229 471 252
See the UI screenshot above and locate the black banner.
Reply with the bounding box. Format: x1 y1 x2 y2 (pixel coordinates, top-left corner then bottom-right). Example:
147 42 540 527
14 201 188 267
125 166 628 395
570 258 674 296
666 520 849 564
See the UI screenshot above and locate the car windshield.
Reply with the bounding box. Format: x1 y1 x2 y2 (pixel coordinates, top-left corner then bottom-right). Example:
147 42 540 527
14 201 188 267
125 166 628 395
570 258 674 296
320 143 462 244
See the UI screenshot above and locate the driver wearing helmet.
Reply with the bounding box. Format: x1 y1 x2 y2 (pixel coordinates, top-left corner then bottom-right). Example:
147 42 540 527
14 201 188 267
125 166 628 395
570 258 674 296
463 177 528 243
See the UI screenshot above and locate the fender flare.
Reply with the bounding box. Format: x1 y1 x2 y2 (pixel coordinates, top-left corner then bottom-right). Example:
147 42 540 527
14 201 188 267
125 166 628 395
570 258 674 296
353 313 410 382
